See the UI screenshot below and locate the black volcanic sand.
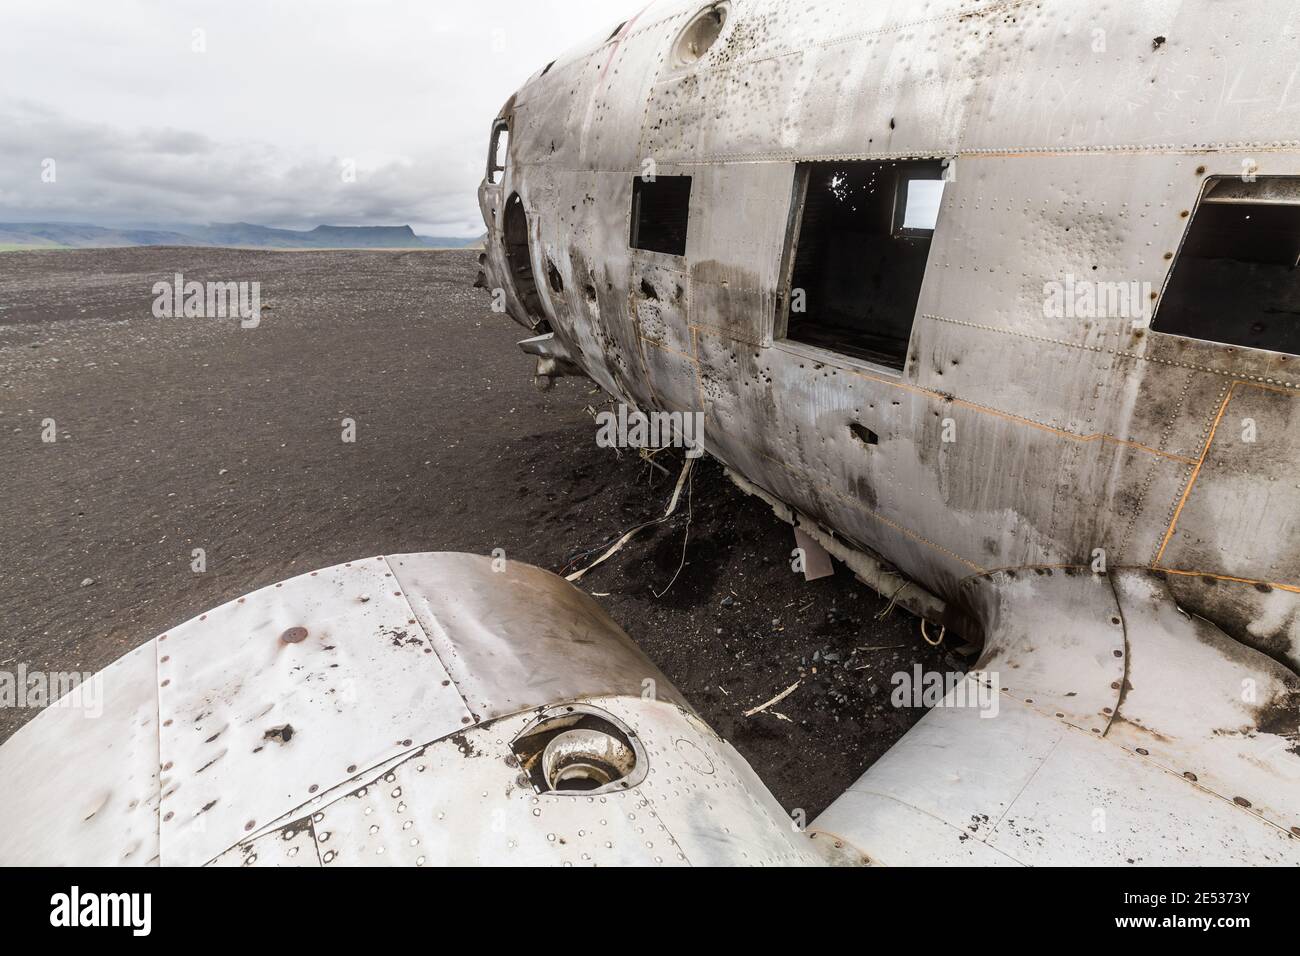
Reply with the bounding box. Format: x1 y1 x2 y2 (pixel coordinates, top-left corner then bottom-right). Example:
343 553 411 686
0 247 954 817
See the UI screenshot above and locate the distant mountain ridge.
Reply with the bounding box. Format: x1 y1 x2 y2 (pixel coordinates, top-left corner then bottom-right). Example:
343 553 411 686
0 221 484 250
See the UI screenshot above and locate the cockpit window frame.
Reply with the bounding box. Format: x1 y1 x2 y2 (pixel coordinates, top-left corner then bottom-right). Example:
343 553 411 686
487 118 510 186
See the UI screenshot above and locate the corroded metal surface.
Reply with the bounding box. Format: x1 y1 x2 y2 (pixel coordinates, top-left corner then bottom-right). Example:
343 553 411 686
386 552 688 719
212 695 823 868
155 557 474 866
477 0 1300 865
811 570 1300 865
964 569 1126 735
1107 572 1300 836
0 554 812 867
478 0 1300 633
813 688 1299 866
6 0 1300 870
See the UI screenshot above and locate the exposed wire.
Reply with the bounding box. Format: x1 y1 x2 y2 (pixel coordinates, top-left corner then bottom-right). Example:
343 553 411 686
652 461 695 599
920 619 946 646
565 455 694 583
875 579 911 621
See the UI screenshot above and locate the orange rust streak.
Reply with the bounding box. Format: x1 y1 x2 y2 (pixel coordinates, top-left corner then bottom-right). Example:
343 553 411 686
965 146 1300 160
959 563 1091 584
948 398 1197 464
1157 569 1300 595
689 323 1195 463
688 322 764 347
678 330 1295 581
639 334 695 364
1152 384 1238 567
957 562 1300 595
835 363 1196 464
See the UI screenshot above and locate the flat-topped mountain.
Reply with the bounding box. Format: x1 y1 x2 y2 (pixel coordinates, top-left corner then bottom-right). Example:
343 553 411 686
0 221 484 250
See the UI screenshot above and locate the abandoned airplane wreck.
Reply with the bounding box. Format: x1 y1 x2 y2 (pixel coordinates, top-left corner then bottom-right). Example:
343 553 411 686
474 0 1300 863
2 0 1298 867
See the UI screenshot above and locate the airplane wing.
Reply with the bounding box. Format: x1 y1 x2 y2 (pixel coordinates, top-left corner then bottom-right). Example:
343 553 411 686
0 554 823 868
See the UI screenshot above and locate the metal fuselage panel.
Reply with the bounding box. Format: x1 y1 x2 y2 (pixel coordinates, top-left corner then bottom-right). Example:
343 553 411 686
480 0 1300 664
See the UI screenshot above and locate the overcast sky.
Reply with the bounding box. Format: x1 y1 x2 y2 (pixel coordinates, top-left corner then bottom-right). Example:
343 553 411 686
0 0 644 237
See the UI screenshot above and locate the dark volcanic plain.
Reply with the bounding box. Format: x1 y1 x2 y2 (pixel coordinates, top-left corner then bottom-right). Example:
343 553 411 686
0 247 950 817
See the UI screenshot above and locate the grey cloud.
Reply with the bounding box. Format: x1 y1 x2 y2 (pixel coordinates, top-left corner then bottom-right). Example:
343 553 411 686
0 100 483 235
0 0 642 237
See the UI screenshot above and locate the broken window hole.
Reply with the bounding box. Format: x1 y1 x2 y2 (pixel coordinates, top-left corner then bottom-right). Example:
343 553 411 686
510 705 646 795
1154 176 1300 355
778 160 947 370
850 423 879 446
630 175 692 256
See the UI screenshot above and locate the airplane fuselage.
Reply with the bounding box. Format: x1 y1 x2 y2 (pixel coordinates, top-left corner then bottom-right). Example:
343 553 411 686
479 0 1300 671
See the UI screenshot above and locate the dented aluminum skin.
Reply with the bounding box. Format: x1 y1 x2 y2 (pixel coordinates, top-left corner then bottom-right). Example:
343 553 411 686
477 0 1300 863
0 554 823 867
4 0 1298 870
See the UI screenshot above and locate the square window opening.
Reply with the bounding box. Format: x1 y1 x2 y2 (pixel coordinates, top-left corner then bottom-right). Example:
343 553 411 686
1154 176 1300 355
778 160 947 370
630 175 692 256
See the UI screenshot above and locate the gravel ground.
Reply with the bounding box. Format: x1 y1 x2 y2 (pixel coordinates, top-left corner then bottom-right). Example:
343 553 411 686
0 246 953 817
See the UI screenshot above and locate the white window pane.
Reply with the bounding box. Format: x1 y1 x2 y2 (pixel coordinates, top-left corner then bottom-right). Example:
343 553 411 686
903 179 945 231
